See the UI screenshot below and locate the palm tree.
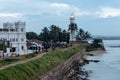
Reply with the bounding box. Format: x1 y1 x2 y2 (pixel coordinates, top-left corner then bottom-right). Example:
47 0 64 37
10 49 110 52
92 39 103 48
68 23 77 32
77 28 91 41
39 27 50 52
84 31 91 40
39 27 50 42
62 30 69 43
78 28 85 40
49 25 61 42
49 25 61 48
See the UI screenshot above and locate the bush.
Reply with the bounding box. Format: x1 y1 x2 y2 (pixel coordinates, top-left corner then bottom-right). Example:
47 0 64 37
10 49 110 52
86 45 95 52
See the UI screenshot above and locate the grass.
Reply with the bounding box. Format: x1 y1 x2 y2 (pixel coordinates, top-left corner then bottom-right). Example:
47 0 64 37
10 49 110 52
0 44 85 80
0 53 38 67
86 45 95 52
0 56 26 67
86 44 105 52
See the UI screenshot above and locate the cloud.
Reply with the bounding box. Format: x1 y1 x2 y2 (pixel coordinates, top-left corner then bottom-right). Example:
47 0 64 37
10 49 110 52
0 13 25 22
98 7 120 18
31 2 90 17
0 13 23 18
27 2 88 16
0 0 91 17
1 0 120 20
1 0 98 19
49 3 70 9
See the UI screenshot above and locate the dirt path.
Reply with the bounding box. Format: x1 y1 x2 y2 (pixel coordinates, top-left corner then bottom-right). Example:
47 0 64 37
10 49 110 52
0 52 47 70
0 44 78 70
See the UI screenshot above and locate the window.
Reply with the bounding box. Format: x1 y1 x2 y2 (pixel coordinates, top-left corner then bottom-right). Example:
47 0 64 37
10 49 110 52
21 38 24 42
21 28 24 32
13 38 15 42
16 28 18 31
21 46 24 50
16 38 18 42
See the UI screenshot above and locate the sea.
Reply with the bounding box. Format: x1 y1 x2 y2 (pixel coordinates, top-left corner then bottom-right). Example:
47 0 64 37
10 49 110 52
83 40 120 80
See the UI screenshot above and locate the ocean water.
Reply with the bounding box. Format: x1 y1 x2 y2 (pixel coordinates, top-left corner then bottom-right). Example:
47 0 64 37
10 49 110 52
84 40 120 80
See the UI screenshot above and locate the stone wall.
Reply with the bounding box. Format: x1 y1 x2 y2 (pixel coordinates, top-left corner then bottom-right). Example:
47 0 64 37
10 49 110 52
39 49 86 80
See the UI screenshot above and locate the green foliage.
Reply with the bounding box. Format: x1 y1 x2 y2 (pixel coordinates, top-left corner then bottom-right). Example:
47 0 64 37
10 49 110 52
92 39 103 48
49 25 61 43
39 25 70 51
86 45 95 52
0 44 6 51
61 30 70 43
0 40 8 52
0 57 26 67
39 27 50 42
77 28 91 41
42 41 50 52
0 45 84 80
86 39 105 52
0 53 39 67
26 32 39 40
39 25 69 44
68 23 78 31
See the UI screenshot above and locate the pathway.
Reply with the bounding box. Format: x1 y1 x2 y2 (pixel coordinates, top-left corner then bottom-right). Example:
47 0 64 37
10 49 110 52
0 44 78 70
0 52 47 70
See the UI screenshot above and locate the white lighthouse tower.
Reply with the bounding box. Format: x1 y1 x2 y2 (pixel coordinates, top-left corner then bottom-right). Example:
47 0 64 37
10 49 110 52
68 13 77 42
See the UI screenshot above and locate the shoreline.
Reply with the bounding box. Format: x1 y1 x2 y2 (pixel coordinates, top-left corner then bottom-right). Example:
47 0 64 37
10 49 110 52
86 50 106 56
67 50 106 80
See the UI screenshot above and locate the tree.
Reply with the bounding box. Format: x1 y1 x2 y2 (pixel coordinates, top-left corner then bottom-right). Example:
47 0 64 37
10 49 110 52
42 41 50 52
84 31 91 40
68 23 77 32
0 40 8 59
92 39 103 48
61 30 69 43
0 42 6 52
77 29 85 40
39 27 50 52
39 27 50 42
77 28 91 41
26 32 38 40
49 25 61 45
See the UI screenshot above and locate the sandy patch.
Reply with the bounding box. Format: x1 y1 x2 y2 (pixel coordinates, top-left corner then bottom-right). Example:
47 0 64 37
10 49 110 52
86 50 106 56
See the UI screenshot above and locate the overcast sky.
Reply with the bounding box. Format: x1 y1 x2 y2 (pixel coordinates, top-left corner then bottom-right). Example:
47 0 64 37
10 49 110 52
0 0 120 36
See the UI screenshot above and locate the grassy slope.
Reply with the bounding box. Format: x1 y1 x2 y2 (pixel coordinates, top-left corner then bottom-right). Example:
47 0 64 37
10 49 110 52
0 44 85 80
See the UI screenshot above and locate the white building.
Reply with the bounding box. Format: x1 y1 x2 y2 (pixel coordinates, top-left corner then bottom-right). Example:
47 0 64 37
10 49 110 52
0 21 27 55
68 13 77 42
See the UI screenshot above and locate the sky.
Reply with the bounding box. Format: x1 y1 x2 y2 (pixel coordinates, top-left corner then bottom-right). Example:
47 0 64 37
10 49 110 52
0 0 120 36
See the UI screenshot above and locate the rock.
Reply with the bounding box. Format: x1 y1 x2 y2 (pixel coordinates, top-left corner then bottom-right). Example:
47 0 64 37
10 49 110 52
93 60 99 63
86 54 94 56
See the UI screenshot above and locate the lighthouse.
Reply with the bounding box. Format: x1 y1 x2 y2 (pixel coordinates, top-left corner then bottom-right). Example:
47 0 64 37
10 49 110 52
68 13 77 42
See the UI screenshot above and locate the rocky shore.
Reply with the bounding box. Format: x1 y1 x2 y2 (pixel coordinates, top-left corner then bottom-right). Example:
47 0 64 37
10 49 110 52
67 50 105 80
